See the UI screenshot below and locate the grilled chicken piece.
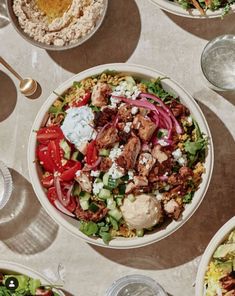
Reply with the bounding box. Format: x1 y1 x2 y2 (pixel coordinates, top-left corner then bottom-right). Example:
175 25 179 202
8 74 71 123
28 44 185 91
137 153 156 177
125 176 148 194
91 82 111 107
133 114 157 142
75 201 108 222
96 125 119 149
164 199 182 220
99 157 112 172
152 145 168 163
118 104 133 122
75 171 92 193
116 135 141 170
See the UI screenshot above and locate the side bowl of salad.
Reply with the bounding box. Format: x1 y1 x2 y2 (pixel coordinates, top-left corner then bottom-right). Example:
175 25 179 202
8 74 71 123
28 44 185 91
0 260 64 295
195 216 235 296
149 0 235 18
28 63 214 248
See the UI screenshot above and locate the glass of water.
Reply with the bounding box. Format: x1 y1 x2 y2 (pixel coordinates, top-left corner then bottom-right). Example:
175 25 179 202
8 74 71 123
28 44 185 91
201 35 235 91
0 161 13 210
106 274 167 296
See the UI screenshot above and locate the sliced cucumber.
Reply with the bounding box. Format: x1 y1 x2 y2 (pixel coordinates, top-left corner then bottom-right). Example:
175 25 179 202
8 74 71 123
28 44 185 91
71 151 79 161
136 229 144 237
127 194 136 202
99 188 112 200
73 184 81 196
103 173 119 189
108 208 122 221
89 202 99 213
59 139 71 159
109 216 119 230
116 197 123 207
80 191 91 199
79 192 91 210
107 198 117 210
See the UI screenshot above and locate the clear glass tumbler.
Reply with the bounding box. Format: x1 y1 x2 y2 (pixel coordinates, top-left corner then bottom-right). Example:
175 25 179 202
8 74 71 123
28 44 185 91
106 274 167 296
201 35 235 91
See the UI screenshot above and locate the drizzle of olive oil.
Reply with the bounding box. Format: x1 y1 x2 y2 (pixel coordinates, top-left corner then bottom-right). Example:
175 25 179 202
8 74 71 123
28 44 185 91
36 0 72 22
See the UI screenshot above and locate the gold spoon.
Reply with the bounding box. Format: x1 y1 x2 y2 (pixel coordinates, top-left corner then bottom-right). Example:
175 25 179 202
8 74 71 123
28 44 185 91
0 57 38 96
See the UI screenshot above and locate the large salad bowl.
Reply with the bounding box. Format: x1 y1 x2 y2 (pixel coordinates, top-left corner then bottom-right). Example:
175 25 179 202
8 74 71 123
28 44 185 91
28 63 214 249
0 261 64 295
149 0 235 18
195 216 235 296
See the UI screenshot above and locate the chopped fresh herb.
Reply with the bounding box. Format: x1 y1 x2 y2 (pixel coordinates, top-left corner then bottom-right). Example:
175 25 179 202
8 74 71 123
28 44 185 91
183 192 194 204
89 202 99 213
73 81 82 88
90 105 101 112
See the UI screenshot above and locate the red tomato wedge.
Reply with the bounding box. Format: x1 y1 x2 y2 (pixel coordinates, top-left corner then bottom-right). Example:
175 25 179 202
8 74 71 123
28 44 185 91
66 195 77 212
48 140 63 171
37 145 56 173
72 92 91 107
86 140 98 165
36 126 64 144
60 162 82 181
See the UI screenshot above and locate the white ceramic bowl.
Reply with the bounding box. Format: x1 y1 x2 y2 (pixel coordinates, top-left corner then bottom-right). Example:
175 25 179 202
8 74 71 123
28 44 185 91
28 63 214 249
0 260 64 295
149 0 235 18
195 216 235 295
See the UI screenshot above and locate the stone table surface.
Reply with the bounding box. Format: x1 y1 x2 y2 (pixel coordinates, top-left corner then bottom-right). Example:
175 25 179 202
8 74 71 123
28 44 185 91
0 0 235 295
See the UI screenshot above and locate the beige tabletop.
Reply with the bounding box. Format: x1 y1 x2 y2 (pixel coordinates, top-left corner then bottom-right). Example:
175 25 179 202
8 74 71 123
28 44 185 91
0 0 235 295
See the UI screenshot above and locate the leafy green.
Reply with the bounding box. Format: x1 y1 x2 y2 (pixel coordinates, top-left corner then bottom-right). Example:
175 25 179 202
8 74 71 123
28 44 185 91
141 77 177 103
90 105 101 112
184 138 207 155
79 221 98 236
109 216 119 230
183 192 194 204
184 119 208 167
99 232 112 245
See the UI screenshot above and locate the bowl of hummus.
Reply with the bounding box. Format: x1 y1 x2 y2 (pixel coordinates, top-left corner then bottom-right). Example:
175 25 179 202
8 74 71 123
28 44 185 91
28 63 214 249
6 0 108 50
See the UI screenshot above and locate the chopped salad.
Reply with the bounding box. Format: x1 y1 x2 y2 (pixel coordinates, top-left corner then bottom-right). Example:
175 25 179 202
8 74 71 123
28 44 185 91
36 71 208 244
205 229 235 296
0 272 59 295
173 0 235 16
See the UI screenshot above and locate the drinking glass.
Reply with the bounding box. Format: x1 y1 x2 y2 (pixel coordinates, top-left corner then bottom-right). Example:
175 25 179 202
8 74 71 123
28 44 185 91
201 35 235 91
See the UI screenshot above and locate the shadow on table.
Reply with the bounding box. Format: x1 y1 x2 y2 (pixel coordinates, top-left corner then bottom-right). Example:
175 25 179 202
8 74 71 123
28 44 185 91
46 0 141 74
164 11 235 40
214 90 235 106
0 169 59 254
0 70 17 122
0 0 10 29
61 290 74 296
90 102 235 270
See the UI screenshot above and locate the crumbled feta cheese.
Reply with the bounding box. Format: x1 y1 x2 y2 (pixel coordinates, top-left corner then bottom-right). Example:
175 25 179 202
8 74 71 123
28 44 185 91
131 106 138 115
155 190 163 201
128 170 134 180
61 106 96 149
172 148 187 166
76 170 81 177
124 122 132 133
109 145 122 161
108 163 125 179
172 148 182 160
178 156 187 166
90 170 100 177
158 139 169 147
93 181 103 195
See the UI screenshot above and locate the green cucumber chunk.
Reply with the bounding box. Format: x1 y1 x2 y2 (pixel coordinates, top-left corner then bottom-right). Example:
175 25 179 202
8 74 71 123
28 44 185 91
99 188 112 200
108 208 122 221
59 139 71 159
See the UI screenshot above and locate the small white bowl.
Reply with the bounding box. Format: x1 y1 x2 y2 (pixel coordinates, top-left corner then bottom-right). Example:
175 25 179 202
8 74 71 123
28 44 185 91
195 216 235 296
28 63 214 249
6 0 108 51
149 0 235 18
0 260 64 295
